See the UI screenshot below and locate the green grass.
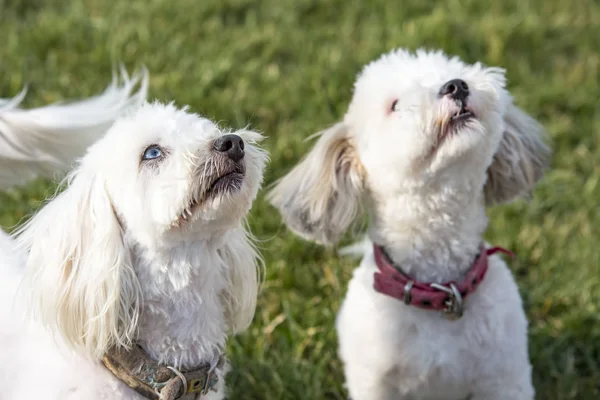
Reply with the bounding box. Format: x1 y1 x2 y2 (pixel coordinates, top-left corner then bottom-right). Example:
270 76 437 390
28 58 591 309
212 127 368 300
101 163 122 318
1 0 599 398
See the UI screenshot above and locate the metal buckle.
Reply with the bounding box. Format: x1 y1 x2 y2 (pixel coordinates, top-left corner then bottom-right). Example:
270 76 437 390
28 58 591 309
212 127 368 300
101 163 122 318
183 370 216 396
199 355 221 395
201 370 214 396
165 366 189 400
430 282 463 320
403 280 414 305
166 355 220 398
187 376 208 395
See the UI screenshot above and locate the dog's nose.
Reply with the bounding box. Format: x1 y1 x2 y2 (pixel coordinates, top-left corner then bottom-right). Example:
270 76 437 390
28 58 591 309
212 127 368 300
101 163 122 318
439 79 469 102
213 134 245 162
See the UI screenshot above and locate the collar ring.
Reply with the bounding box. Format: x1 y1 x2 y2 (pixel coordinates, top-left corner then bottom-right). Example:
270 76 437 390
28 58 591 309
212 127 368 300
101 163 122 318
403 280 414 305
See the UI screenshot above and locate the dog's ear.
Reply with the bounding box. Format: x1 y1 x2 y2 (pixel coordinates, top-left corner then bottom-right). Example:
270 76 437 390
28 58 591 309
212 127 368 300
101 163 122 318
484 103 551 205
267 122 364 246
218 227 261 335
16 166 141 360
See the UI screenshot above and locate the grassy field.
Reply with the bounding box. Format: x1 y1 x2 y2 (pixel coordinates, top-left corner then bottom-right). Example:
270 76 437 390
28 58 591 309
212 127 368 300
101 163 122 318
1 0 599 398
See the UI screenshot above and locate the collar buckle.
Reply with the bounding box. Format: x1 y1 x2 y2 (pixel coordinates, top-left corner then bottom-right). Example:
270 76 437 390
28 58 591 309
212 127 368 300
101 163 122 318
430 282 463 320
187 355 220 396
403 280 415 305
101 345 223 400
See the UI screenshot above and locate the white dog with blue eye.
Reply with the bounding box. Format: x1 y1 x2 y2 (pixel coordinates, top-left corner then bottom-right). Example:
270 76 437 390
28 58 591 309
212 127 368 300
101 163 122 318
269 49 550 400
0 102 267 400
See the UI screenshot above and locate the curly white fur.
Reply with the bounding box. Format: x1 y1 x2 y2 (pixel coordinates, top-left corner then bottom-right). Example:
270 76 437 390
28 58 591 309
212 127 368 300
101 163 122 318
269 49 550 400
0 102 267 399
0 67 148 189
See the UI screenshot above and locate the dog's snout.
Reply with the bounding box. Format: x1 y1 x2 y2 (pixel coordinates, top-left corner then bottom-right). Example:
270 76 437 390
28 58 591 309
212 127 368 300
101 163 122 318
439 79 469 102
214 134 245 162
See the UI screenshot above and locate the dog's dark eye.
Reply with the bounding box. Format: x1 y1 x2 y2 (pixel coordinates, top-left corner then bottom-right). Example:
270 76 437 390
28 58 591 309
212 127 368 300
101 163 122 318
142 145 164 161
391 100 399 112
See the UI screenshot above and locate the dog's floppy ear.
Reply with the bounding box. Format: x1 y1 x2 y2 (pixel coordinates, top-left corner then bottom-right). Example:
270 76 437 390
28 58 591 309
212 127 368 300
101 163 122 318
16 165 141 360
267 122 364 246
218 227 261 335
484 103 551 205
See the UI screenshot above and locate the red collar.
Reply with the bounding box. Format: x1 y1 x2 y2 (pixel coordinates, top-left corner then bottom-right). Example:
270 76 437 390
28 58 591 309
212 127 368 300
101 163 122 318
373 243 513 319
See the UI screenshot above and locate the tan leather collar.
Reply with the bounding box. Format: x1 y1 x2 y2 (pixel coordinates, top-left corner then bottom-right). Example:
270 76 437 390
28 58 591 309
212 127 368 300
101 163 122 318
102 345 224 400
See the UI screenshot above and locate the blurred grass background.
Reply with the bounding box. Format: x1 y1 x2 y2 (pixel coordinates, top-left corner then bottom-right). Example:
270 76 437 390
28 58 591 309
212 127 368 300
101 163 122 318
1 0 599 398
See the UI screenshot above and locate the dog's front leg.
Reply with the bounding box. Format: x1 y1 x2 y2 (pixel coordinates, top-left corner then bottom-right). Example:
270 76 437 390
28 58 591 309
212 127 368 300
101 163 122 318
469 357 534 400
470 390 533 400
343 364 399 400
470 380 534 400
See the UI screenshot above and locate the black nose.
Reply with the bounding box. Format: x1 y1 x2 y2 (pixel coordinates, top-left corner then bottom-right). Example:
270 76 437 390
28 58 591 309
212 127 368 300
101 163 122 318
439 79 469 102
213 134 245 162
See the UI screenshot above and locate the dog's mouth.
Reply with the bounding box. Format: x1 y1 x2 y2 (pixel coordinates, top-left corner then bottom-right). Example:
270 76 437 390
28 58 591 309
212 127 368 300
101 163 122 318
428 103 476 157
438 104 476 140
450 105 475 123
205 163 246 198
174 163 246 226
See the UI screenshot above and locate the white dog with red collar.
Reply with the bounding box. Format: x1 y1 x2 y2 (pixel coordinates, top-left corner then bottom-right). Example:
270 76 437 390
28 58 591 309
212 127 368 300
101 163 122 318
269 49 550 400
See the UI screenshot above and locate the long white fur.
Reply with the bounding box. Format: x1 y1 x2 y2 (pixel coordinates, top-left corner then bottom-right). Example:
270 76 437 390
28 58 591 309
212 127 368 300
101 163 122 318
0 67 148 189
269 49 550 400
0 102 267 399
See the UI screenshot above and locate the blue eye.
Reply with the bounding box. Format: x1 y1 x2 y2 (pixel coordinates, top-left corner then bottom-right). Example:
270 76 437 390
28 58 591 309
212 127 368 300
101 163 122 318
142 145 163 161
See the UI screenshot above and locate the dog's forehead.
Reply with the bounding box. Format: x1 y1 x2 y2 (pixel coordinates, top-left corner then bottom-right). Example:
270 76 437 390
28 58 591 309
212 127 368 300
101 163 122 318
347 49 508 118
104 103 219 147
134 104 217 137
356 49 478 92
